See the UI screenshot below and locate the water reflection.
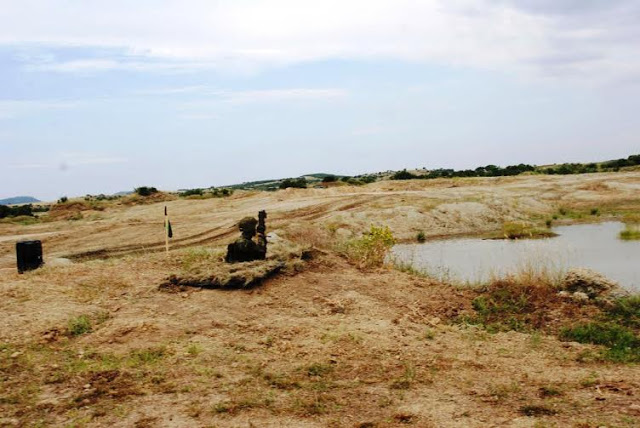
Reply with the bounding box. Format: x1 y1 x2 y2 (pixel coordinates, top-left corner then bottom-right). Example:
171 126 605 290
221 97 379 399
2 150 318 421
390 222 640 292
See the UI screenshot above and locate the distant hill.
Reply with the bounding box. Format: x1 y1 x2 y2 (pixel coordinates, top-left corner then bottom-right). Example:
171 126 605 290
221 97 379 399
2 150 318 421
0 196 40 205
224 173 341 191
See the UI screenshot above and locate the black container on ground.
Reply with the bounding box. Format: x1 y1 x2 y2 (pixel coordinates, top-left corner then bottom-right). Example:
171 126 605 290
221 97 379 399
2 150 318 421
16 240 43 274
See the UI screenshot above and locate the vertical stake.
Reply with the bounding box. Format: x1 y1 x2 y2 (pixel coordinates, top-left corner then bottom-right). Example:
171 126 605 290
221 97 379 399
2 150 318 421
165 206 169 255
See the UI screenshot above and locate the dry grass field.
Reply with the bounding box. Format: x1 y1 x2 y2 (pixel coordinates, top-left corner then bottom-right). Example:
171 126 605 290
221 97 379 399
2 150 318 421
1 172 639 427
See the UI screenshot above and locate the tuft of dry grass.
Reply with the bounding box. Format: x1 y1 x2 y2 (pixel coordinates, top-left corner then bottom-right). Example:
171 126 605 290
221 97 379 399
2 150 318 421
496 221 557 240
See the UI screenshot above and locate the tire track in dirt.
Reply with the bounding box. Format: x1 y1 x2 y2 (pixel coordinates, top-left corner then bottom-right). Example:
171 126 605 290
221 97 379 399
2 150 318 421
57 196 377 261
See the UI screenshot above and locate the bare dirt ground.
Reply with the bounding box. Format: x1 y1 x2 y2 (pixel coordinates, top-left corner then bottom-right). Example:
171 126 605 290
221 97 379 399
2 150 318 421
1 172 639 427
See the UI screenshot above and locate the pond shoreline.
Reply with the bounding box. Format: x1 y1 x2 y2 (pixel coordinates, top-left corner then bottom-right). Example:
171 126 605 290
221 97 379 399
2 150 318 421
391 221 640 293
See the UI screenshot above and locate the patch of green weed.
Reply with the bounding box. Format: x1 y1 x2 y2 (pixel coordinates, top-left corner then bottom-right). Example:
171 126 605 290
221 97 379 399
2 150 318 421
560 322 639 363
67 315 92 336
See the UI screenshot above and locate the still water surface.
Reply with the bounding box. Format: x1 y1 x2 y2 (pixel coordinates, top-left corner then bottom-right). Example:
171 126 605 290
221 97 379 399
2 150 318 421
391 222 639 292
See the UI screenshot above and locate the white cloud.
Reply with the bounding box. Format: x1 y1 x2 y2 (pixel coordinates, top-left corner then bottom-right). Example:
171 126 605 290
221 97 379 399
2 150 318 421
176 87 346 119
0 99 79 119
220 88 347 104
8 153 128 169
60 153 129 166
1 0 639 83
8 163 49 169
351 126 388 136
178 113 219 121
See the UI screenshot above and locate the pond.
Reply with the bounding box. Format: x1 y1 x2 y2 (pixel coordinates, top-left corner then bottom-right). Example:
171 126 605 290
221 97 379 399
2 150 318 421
390 222 640 292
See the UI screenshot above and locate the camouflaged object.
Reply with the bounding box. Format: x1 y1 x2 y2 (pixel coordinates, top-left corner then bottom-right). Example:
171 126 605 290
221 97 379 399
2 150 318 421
239 217 258 232
226 215 267 263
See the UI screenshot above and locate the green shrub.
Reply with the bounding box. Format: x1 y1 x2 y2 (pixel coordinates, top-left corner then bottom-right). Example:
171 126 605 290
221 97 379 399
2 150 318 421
560 322 639 363
0 204 35 219
344 225 396 269
179 188 204 197
279 178 307 189
68 315 92 336
391 169 417 180
134 186 158 196
607 296 640 329
416 231 426 242
590 208 600 216
322 175 337 183
58 196 68 204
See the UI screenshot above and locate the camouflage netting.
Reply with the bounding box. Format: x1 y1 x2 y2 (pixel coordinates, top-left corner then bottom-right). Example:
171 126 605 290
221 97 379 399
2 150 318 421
159 241 313 291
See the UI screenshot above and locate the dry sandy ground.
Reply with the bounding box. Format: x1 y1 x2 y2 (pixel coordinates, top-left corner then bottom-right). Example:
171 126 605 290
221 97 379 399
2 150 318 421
2 171 640 268
1 172 639 427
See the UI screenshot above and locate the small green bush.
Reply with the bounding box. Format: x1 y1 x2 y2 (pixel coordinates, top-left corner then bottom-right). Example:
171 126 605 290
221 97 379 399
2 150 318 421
180 188 204 197
68 315 92 336
344 225 396 269
590 208 600 216
416 231 426 242
134 186 158 196
279 178 307 189
391 169 417 180
322 175 337 183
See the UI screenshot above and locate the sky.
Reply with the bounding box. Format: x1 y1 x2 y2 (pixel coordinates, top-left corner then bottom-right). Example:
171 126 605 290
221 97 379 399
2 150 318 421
1 0 639 201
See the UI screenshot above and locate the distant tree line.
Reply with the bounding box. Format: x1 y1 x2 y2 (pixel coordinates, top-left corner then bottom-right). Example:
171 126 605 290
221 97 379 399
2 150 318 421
0 204 35 218
391 154 640 181
600 154 640 170
179 187 233 198
322 175 377 185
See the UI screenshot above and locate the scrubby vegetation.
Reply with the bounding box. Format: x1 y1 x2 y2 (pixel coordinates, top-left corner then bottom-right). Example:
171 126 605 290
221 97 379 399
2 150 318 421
391 169 417 180
560 322 639 363
342 225 396 269
461 274 640 362
498 221 557 240
279 178 308 189
390 154 640 182
463 277 560 333
178 187 233 198
0 204 35 219
84 193 121 201
134 186 158 196
619 213 640 240
67 314 93 336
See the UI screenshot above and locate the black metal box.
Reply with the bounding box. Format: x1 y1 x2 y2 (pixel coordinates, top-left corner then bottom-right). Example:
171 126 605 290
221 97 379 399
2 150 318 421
16 240 43 273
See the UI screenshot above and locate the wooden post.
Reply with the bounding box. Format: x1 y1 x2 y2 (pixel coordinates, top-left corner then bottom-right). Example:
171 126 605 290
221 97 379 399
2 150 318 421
165 206 169 255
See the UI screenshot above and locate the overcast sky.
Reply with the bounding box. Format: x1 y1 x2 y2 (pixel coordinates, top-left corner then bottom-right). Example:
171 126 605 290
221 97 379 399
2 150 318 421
1 0 639 201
